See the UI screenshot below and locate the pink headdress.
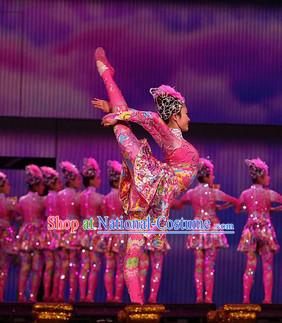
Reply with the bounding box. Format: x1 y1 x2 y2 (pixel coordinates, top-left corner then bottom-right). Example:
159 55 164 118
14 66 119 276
107 160 122 182
25 164 43 185
245 157 269 179
197 158 214 178
0 171 7 187
149 85 185 121
41 166 59 186
82 158 101 178
60 161 79 181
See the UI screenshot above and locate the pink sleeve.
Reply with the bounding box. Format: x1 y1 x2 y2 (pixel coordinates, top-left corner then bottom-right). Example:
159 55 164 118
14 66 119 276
269 190 282 203
107 109 181 151
215 189 238 205
236 192 246 212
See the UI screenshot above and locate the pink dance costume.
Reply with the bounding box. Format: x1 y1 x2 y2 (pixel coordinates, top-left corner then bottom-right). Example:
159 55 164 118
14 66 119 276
103 160 126 303
178 158 238 303
238 158 282 304
79 157 105 302
57 161 81 302
17 165 45 302
41 166 62 302
0 172 16 302
95 48 199 303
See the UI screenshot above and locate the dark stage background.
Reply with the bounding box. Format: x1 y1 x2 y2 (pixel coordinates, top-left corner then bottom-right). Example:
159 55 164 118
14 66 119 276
0 0 282 306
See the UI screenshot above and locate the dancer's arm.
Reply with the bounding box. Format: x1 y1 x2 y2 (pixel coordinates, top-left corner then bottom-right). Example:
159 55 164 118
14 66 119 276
269 190 282 204
103 109 181 151
215 189 238 206
236 192 246 213
270 205 282 213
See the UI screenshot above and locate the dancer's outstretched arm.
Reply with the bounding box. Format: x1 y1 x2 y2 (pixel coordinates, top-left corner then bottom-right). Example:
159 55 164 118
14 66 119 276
269 190 282 204
102 108 181 152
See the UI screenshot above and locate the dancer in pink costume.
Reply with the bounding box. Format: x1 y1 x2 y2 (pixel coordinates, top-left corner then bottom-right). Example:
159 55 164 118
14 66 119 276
79 157 105 302
57 161 81 302
174 158 238 303
92 48 199 304
103 160 127 303
41 166 62 302
237 158 282 304
17 165 45 302
0 172 17 302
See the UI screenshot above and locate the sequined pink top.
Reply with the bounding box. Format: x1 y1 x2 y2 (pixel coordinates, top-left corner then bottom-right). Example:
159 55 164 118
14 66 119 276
44 190 60 217
18 192 44 224
0 193 14 226
57 187 80 220
182 183 238 216
80 187 104 225
103 188 123 219
238 184 282 223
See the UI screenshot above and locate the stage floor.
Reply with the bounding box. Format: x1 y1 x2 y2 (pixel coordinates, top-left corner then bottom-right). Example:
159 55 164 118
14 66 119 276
0 302 281 322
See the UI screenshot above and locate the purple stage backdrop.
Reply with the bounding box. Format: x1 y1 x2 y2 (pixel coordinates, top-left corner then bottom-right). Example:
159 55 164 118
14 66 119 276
0 0 282 123
0 0 282 306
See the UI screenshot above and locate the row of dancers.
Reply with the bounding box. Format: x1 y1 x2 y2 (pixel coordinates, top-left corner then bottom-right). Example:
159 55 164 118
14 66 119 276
0 155 282 304
0 160 127 303
1 46 282 305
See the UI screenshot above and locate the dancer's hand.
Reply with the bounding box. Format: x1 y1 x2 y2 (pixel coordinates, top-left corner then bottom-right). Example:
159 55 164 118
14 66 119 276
102 113 118 127
91 98 111 113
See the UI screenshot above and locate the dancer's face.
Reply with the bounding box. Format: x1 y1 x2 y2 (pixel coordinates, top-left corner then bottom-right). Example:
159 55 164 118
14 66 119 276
257 173 270 187
1 180 10 195
70 175 81 190
35 181 45 195
174 105 190 132
93 176 101 188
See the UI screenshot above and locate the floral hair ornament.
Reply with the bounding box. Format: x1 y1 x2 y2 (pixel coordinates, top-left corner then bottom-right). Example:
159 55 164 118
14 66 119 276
149 85 185 121
245 157 268 179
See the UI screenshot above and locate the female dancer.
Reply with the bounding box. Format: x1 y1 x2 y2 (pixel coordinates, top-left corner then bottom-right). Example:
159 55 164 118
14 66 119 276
103 160 126 303
17 165 45 302
41 166 62 301
174 158 238 303
79 157 105 302
58 161 81 302
92 47 199 304
0 172 16 302
237 158 282 304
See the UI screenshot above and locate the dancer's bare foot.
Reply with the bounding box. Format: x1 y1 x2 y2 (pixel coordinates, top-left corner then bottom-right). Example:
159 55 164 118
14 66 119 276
95 47 115 77
91 98 111 113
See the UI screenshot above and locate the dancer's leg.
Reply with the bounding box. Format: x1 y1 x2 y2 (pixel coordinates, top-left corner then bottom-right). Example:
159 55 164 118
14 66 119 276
243 251 257 304
30 250 44 302
69 250 79 302
148 251 164 304
95 47 128 113
18 252 31 302
204 248 217 303
58 249 69 302
86 252 101 302
124 233 144 304
114 253 125 302
261 247 274 304
51 251 61 301
139 251 149 302
104 252 115 302
79 249 90 301
43 250 54 301
0 254 10 302
194 249 204 303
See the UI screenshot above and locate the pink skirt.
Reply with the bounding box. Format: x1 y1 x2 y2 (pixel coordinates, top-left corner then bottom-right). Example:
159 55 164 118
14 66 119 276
186 214 229 250
238 219 279 254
